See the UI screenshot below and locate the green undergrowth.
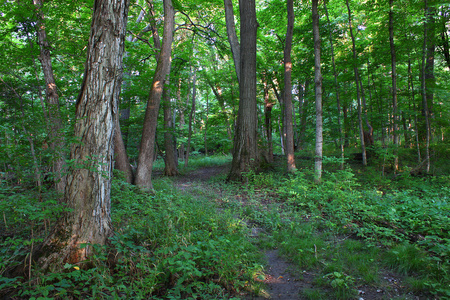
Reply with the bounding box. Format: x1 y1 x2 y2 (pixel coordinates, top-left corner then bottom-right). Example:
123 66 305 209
0 167 263 299
231 164 450 299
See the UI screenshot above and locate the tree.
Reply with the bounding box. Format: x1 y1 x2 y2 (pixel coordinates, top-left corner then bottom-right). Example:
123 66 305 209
312 0 323 183
227 0 259 181
284 0 296 173
33 0 66 193
224 0 240 84
389 0 399 171
39 0 129 267
134 0 175 190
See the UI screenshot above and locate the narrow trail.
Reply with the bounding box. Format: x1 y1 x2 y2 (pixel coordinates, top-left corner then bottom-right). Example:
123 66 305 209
168 165 412 300
169 165 307 299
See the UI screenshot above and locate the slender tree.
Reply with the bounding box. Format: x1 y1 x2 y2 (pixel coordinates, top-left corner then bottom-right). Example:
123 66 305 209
389 0 399 171
33 0 66 192
284 0 296 173
312 0 323 183
224 0 240 84
135 0 174 190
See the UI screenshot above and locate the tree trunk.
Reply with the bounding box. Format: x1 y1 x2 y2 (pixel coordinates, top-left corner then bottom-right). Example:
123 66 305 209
38 0 129 268
421 0 431 173
263 76 274 163
163 76 179 176
228 0 259 181
324 0 344 169
185 71 197 168
389 0 399 171
312 0 323 183
114 116 133 183
224 0 240 84
204 93 209 156
135 0 174 190
284 0 296 173
33 0 66 192
177 77 186 161
346 0 367 166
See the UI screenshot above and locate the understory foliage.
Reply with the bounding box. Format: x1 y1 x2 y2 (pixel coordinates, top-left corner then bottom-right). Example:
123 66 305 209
1 155 449 299
0 164 262 299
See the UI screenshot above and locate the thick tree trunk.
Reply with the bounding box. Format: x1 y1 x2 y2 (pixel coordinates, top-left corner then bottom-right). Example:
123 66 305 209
346 0 367 166
224 0 240 84
135 0 174 190
312 0 323 183
228 0 259 181
284 0 296 173
163 77 179 176
38 0 129 268
33 0 66 193
389 0 399 171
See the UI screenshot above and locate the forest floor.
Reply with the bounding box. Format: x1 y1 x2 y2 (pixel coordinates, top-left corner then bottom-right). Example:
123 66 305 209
166 164 419 300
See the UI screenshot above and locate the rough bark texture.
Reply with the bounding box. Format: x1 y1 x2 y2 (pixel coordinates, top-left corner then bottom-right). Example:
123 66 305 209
312 0 323 183
33 0 66 193
227 0 259 181
284 0 296 173
134 0 174 190
39 0 129 268
224 0 240 84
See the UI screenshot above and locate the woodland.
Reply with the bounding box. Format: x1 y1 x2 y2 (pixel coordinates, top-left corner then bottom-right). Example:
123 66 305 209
0 0 449 299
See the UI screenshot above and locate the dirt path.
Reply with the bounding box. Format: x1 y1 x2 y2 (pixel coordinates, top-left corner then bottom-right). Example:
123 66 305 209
169 165 308 299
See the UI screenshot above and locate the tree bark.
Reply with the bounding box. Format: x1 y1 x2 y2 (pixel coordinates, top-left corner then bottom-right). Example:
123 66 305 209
227 0 259 181
263 75 274 163
421 0 431 173
33 0 66 193
346 0 367 166
284 0 296 173
162 77 179 176
324 0 344 169
185 71 197 168
312 0 323 183
224 0 240 84
135 0 174 190
39 0 129 268
389 0 399 171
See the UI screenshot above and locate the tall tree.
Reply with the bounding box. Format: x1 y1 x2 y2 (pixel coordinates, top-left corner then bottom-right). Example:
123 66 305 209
227 0 259 181
135 0 174 190
163 76 179 176
389 0 399 171
346 0 367 166
224 0 240 84
284 0 296 173
312 0 323 183
33 0 66 192
39 0 129 267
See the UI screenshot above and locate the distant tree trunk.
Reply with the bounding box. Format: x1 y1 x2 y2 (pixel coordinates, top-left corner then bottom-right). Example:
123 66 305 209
346 0 367 165
324 0 344 169
163 77 179 176
263 76 274 163
312 0 323 183
204 93 209 156
135 0 174 190
227 0 258 181
224 0 240 84
114 117 133 183
284 0 296 173
185 71 196 168
425 5 435 119
38 0 129 268
177 78 186 161
389 0 399 171
33 0 66 192
421 0 431 173
297 80 309 149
